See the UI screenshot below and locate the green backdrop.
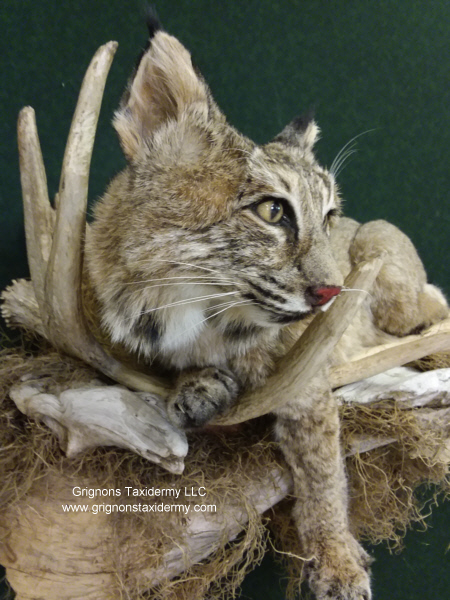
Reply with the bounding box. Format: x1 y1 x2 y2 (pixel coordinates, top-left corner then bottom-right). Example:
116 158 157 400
0 1 449 598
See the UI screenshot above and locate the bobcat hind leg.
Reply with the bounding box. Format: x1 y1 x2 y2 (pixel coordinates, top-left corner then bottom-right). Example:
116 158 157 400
349 219 448 336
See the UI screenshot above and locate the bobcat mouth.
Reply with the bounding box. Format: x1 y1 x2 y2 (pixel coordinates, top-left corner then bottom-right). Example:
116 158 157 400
241 290 313 323
240 277 340 324
266 308 314 324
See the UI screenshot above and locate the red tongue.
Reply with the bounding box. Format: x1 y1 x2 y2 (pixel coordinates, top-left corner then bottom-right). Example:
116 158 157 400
314 286 342 306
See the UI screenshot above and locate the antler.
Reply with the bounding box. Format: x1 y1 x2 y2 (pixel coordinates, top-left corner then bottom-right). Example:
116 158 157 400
2 41 450 431
14 42 169 397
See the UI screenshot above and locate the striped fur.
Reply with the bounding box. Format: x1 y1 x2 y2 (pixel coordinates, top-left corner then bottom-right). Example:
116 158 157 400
85 29 448 600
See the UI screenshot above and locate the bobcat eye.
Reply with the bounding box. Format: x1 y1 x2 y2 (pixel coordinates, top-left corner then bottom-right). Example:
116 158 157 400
255 199 284 224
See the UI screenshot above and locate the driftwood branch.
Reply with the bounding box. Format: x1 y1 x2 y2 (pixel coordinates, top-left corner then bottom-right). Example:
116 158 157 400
337 366 450 456
144 467 292 586
0 468 291 600
8 366 450 474
335 365 450 408
2 367 450 599
9 382 188 474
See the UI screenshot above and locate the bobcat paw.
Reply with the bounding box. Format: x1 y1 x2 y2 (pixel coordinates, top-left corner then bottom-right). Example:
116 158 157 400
167 367 240 429
307 537 372 600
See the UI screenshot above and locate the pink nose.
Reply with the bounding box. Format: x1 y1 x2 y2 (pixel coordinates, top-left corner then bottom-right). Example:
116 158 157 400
307 285 341 307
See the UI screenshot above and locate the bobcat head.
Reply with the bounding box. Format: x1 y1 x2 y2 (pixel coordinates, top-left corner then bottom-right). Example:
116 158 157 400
85 26 343 365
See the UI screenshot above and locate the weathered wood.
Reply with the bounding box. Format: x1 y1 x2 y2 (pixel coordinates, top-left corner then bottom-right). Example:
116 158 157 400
0 469 291 600
335 366 450 407
9 382 188 474
337 366 450 456
3 375 450 599
3 275 450 427
8 367 450 475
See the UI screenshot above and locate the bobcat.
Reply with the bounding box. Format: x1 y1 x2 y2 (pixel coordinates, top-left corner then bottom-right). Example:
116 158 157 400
84 19 448 600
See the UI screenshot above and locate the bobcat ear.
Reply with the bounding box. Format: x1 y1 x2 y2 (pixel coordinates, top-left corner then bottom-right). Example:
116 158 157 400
113 30 209 161
273 112 320 152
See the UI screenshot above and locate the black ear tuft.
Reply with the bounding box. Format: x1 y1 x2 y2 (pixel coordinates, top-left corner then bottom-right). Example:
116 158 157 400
134 6 163 73
290 108 316 132
272 108 320 151
144 5 162 41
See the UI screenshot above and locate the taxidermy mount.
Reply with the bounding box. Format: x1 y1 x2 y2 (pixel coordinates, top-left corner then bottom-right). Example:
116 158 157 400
80 15 448 600
3 12 449 600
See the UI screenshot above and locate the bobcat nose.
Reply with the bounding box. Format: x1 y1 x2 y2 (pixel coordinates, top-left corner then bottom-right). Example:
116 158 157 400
306 285 341 307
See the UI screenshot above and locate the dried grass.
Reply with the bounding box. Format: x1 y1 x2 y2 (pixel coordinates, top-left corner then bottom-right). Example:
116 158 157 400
409 350 450 372
342 400 450 547
269 395 450 600
0 343 277 599
0 342 449 599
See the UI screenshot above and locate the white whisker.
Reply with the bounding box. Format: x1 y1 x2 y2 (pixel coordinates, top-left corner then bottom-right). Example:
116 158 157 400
123 275 234 286
151 300 255 362
330 129 377 176
134 282 236 292
201 300 255 322
128 291 238 320
152 259 226 277
333 148 358 178
151 257 251 279
331 143 357 172
204 299 241 311
341 288 374 301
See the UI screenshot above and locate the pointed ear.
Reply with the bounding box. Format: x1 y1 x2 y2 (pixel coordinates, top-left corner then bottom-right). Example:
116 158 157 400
113 31 209 161
273 112 320 153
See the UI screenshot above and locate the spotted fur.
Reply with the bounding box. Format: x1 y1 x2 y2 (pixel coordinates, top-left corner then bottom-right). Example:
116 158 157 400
85 29 448 600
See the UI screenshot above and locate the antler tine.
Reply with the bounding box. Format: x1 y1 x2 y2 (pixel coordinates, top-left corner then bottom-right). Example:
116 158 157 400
26 41 169 396
17 107 55 322
214 256 384 425
44 41 117 356
331 316 450 388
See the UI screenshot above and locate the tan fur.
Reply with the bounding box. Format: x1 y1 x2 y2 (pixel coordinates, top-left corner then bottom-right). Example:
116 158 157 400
84 29 448 600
